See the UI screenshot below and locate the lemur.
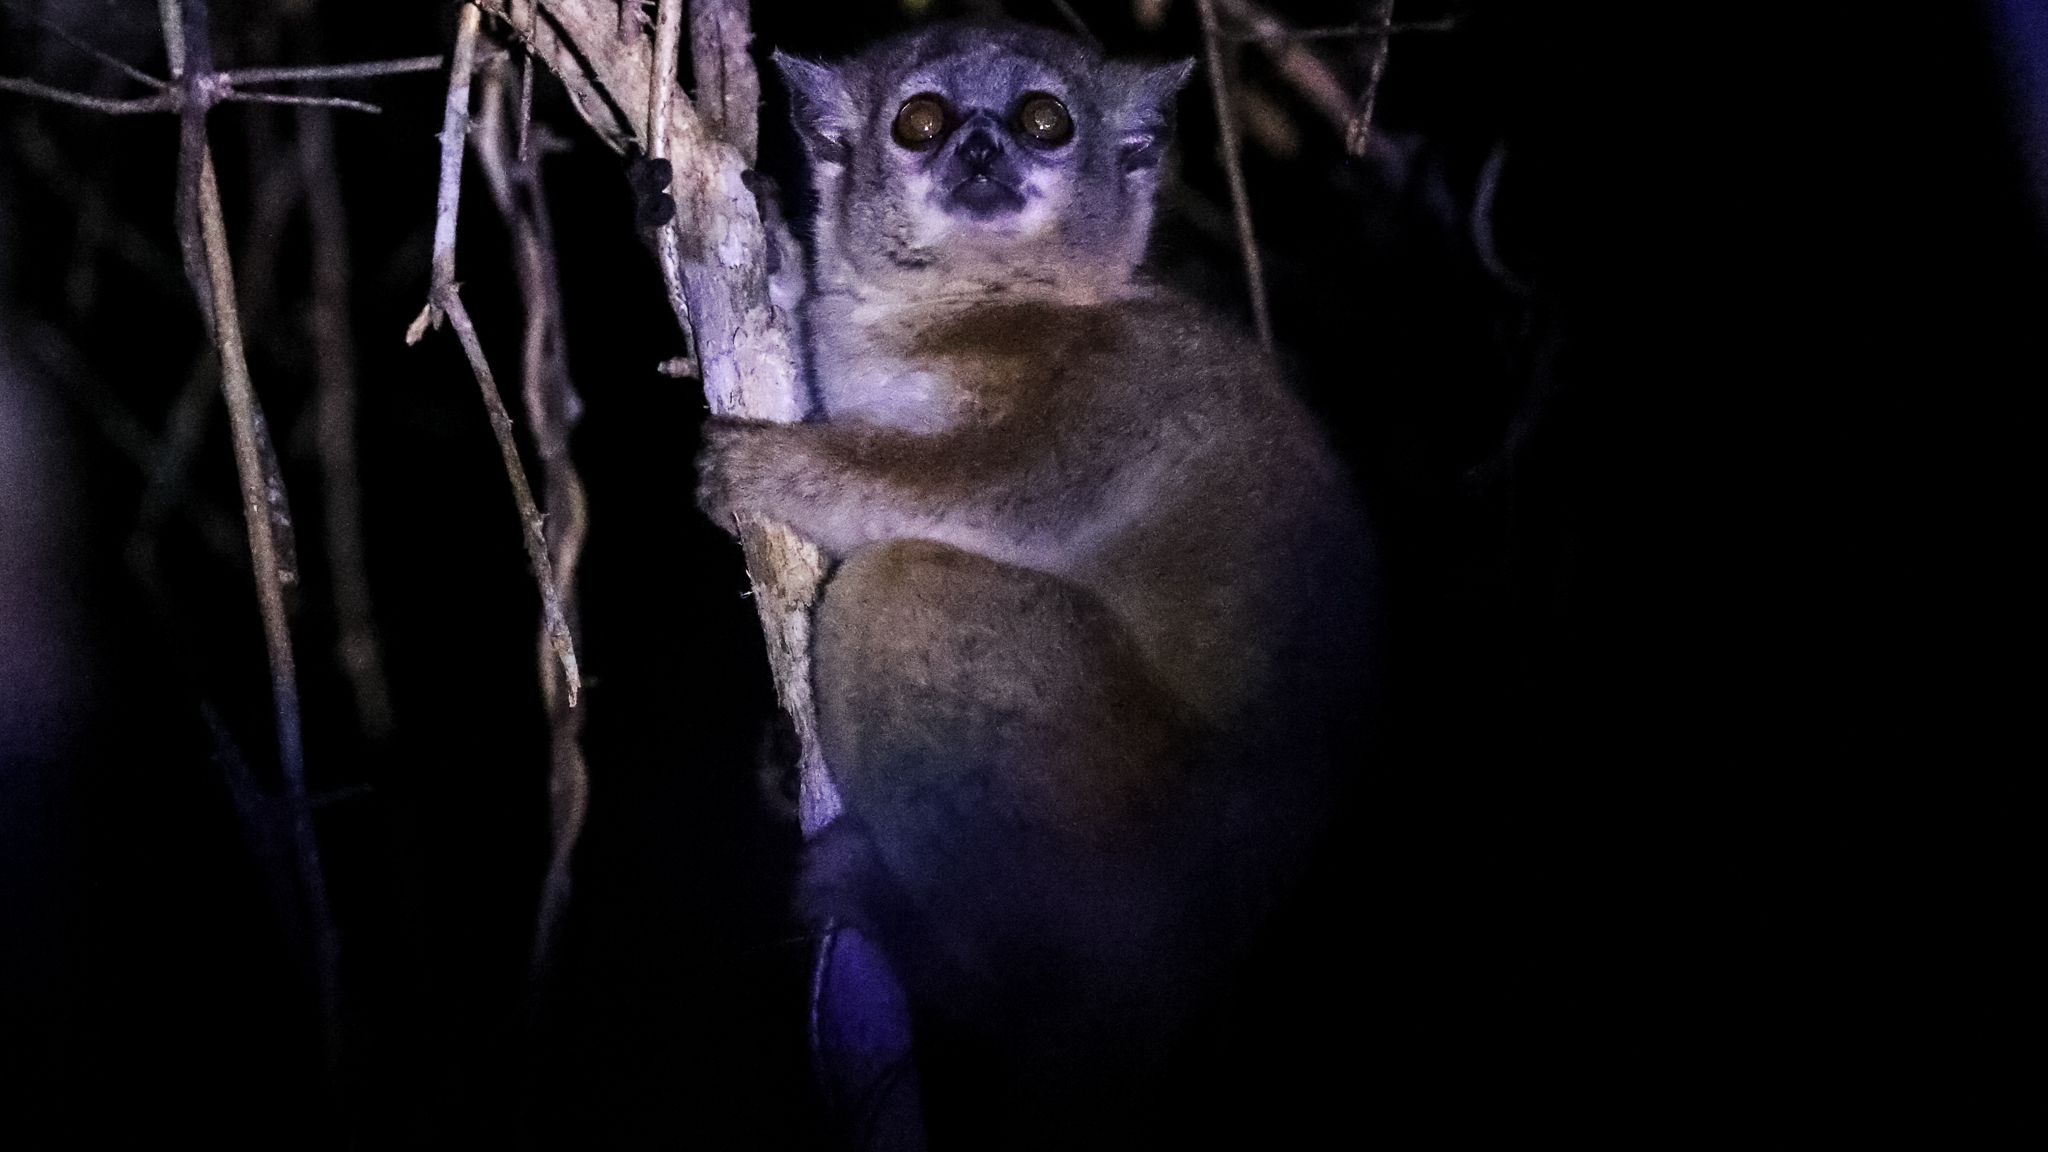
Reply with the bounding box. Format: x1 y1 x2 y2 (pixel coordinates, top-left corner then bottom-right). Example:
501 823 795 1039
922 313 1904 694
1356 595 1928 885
696 19 1375 1147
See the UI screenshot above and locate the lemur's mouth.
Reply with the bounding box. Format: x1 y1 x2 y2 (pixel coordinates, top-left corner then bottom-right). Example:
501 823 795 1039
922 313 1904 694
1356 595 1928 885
949 174 1026 220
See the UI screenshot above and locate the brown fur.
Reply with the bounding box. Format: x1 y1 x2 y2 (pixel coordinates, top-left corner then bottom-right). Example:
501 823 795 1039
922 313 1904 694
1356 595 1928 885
703 22 1374 1142
697 293 1369 1056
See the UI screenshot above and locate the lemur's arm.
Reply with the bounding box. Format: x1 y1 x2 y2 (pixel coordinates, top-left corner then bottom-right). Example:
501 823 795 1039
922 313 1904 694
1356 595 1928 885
695 416 1159 567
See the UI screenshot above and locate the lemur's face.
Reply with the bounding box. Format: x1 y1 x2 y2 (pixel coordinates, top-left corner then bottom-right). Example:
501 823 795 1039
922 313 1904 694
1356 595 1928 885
875 47 1087 242
777 23 1191 285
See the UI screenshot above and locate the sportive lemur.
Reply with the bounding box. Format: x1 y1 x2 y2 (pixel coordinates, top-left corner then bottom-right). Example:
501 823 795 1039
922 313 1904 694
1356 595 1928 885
697 19 1374 1145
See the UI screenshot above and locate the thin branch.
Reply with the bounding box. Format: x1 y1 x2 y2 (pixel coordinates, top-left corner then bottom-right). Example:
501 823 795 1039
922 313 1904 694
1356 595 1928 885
0 76 175 113
475 54 590 986
415 10 474 327
300 93 395 741
165 0 341 1077
513 0 540 164
1345 0 1396 156
224 56 447 85
1 67 425 118
172 0 216 355
159 0 186 79
408 2 582 706
225 91 382 114
0 0 168 88
1211 0 1354 137
1195 0 1274 352
1229 17 1456 42
483 1 639 145
438 291 583 704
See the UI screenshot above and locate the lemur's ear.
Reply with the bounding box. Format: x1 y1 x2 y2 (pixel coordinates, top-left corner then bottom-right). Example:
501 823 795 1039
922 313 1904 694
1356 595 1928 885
1114 59 1194 172
774 51 855 167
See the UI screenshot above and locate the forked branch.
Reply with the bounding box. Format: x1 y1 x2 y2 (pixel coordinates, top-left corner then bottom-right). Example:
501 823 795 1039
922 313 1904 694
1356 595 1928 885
406 3 582 707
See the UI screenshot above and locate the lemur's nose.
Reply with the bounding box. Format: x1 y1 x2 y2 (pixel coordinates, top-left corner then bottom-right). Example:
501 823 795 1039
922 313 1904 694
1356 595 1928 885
957 129 1001 168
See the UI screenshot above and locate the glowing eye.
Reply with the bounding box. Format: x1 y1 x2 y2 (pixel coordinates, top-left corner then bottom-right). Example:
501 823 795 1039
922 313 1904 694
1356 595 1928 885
1017 93 1073 146
892 94 949 149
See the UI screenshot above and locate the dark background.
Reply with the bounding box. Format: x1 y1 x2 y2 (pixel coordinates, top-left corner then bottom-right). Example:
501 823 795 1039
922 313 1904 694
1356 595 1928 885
2 0 2039 1145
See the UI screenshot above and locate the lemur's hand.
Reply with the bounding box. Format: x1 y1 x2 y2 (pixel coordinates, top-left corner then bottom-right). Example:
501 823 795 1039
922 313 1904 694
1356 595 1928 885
696 417 796 534
624 144 675 233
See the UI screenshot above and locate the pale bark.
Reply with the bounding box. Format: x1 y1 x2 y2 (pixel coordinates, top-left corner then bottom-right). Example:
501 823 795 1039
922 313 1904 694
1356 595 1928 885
475 0 837 832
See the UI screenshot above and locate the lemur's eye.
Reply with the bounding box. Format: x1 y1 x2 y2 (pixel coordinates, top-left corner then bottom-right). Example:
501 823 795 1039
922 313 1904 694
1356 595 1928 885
1016 93 1073 146
892 94 949 149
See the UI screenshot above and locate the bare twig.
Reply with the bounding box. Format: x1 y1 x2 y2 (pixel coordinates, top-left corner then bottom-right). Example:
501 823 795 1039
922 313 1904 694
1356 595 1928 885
415 10 475 329
225 91 382 113
438 296 583 699
475 53 590 983
2 53 429 119
225 56 447 85
1345 0 1396 156
171 0 215 367
510 0 541 164
1230 17 1455 42
1195 0 1274 352
161 0 341 1076
1210 0 1354 137
301 94 395 741
0 76 175 113
0 0 168 88
407 3 583 707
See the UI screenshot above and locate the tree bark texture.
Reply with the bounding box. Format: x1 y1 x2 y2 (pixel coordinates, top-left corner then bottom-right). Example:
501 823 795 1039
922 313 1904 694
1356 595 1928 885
476 0 837 832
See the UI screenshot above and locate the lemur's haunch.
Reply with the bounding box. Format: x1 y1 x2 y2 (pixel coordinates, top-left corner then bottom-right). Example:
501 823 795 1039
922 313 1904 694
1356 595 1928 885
697 19 1375 1145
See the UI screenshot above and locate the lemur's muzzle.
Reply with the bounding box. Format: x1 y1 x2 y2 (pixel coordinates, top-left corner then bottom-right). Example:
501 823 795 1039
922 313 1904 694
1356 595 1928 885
944 121 1027 219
